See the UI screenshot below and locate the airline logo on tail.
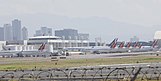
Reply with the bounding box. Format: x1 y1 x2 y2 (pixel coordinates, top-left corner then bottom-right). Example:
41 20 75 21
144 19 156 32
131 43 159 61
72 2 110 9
118 42 125 48
133 42 142 48
138 43 142 49
152 39 158 48
126 42 131 48
38 43 46 51
134 42 139 48
109 38 118 48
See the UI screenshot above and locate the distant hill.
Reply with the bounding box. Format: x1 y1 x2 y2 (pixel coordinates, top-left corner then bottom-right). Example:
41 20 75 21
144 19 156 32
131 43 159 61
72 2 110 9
0 14 160 41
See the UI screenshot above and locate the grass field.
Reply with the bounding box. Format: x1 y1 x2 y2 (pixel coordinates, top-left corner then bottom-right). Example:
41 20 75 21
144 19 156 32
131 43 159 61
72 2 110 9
0 55 161 70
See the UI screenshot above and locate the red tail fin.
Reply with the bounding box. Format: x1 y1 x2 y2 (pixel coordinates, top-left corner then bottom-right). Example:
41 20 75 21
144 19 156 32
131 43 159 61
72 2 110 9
41 44 46 51
38 43 46 51
134 42 139 48
38 44 43 50
138 43 142 49
112 42 117 48
119 42 124 48
110 38 118 48
126 42 131 48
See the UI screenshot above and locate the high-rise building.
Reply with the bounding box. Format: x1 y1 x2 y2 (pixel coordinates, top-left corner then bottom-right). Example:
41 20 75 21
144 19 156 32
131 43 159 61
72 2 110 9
48 28 52 36
78 33 89 40
22 27 28 40
34 27 52 36
41 27 52 36
34 30 42 36
55 29 78 40
4 24 13 41
12 19 21 40
0 27 4 41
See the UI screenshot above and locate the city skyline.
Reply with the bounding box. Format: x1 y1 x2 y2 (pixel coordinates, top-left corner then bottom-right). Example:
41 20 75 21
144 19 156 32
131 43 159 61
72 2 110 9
0 19 90 41
0 0 161 42
0 18 158 42
0 19 28 41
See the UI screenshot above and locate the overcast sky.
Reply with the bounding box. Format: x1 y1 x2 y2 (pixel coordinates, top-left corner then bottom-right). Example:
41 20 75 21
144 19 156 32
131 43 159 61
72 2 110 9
0 0 161 42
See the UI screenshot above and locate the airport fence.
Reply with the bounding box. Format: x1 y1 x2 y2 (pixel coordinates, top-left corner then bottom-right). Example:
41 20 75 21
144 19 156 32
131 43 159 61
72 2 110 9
0 65 161 81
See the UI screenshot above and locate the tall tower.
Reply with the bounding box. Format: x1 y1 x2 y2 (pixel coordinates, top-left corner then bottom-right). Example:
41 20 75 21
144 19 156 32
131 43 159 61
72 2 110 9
22 27 28 40
4 24 13 41
12 19 21 40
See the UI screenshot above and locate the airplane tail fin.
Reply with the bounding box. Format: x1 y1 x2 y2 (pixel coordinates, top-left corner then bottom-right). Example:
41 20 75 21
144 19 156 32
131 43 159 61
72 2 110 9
138 43 142 49
111 42 117 48
126 42 131 48
109 38 118 48
38 43 46 51
118 42 125 48
41 44 46 51
38 44 43 50
133 42 142 49
152 39 158 48
134 42 139 48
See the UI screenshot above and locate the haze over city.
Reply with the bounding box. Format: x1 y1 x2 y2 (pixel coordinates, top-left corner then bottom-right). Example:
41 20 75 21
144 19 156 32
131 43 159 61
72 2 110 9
0 0 161 42
1 1 161 80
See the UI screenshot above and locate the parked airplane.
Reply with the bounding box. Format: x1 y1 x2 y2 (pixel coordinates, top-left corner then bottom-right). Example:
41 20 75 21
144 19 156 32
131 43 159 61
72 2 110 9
0 43 51 57
110 41 129 53
129 39 158 52
64 38 118 54
92 39 159 53
62 38 159 54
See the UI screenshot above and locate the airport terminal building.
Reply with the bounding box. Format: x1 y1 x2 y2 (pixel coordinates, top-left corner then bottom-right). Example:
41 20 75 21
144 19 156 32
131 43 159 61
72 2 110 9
0 36 99 53
27 36 89 52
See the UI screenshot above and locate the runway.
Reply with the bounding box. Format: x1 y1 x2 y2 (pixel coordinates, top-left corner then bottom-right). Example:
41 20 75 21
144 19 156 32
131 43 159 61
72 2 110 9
67 51 160 59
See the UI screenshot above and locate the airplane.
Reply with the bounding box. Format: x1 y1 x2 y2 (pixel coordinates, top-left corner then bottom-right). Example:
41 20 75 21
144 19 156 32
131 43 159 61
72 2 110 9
129 39 159 52
0 43 51 57
62 38 159 54
64 38 139 54
110 41 129 53
93 39 159 53
86 38 119 54
64 38 118 54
